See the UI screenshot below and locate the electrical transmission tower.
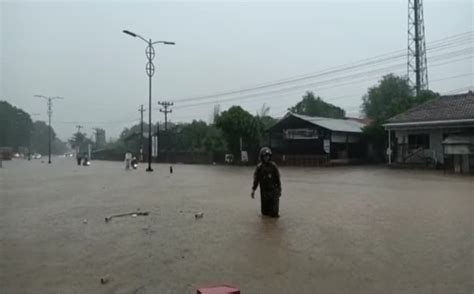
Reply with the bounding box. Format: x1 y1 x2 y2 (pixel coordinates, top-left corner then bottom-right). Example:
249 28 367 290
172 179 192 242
158 101 174 131
407 0 429 95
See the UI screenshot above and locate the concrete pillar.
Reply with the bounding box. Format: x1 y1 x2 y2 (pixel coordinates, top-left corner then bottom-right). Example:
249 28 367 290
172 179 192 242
388 129 392 165
461 154 470 174
454 155 461 173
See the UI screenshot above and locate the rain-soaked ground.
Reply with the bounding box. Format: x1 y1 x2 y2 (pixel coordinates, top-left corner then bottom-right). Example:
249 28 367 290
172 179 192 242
0 158 472 294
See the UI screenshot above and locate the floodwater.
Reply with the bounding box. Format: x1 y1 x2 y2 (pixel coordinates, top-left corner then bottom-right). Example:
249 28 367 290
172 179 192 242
1 158 472 294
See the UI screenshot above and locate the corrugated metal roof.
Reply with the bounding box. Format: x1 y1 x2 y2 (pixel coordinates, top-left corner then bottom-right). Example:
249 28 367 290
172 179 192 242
289 113 365 133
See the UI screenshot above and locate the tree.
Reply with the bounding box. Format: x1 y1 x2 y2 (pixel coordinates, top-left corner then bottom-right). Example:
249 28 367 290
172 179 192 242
258 103 270 117
69 132 93 153
31 121 55 155
203 125 226 153
215 106 263 157
210 104 221 124
362 74 414 122
52 138 69 155
0 101 33 150
361 74 439 161
256 103 277 131
289 92 346 118
362 74 439 123
168 121 226 153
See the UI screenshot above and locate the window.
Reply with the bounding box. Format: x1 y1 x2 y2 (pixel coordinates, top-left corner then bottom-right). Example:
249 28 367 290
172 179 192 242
408 134 430 149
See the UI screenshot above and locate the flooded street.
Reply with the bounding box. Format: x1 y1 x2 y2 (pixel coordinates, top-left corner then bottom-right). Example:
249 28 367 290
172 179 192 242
1 159 473 294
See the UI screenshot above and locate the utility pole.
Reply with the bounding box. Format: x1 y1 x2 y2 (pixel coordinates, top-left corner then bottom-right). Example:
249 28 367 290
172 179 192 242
158 101 174 131
35 95 64 164
138 104 146 161
408 0 428 96
76 125 83 133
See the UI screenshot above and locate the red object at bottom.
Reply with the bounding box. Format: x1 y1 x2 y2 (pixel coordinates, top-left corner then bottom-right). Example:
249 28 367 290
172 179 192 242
197 285 240 294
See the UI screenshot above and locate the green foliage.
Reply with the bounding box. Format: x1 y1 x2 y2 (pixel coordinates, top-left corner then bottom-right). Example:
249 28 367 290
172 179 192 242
362 74 414 122
215 106 264 157
0 101 68 154
0 101 33 149
166 121 226 153
289 92 346 118
202 125 226 153
413 89 441 106
174 120 209 152
52 138 69 155
361 74 439 124
31 121 56 154
69 132 94 153
257 115 277 130
361 74 440 161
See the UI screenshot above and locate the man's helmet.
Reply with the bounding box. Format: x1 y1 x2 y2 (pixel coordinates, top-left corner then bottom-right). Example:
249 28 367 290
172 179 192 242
259 147 272 160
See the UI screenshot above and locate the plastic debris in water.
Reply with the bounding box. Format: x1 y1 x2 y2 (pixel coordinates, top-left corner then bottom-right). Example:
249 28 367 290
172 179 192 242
195 212 204 219
100 276 109 284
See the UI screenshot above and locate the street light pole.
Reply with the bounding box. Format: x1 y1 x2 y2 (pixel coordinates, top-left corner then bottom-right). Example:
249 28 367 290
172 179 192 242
122 29 175 172
146 39 154 171
35 95 64 164
138 105 146 161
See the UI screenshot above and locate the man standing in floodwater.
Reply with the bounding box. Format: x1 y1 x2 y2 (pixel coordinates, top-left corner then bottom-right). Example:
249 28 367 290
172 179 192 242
251 147 282 218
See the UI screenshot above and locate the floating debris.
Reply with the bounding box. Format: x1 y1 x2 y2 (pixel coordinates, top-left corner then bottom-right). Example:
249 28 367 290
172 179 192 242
195 212 204 219
100 276 110 284
105 211 149 223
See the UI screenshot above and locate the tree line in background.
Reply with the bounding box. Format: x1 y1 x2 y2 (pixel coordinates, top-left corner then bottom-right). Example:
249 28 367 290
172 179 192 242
0 101 69 155
105 74 438 161
1 73 439 160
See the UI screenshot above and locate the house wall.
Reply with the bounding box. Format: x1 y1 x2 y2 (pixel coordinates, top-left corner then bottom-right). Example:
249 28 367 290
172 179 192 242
394 129 443 164
430 129 444 164
393 127 474 166
271 130 364 158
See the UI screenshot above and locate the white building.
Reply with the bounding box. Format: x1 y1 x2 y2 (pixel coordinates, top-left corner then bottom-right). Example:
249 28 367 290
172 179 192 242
384 91 474 174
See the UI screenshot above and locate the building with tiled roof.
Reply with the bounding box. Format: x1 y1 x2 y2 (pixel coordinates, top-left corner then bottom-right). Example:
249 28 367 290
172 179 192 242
384 91 474 174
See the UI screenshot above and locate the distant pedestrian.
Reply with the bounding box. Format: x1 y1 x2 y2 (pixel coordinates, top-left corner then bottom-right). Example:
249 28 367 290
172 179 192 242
251 147 282 218
124 151 132 170
76 153 82 166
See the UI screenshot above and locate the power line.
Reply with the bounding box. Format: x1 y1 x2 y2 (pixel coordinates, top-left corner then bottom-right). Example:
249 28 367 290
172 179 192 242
173 71 474 122
173 43 472 108
173 53 473 111
173 32 473 102
56 118 139 125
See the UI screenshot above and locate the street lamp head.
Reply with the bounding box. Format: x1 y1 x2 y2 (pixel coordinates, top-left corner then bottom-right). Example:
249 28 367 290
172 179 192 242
164 41 175 45
123 30 137 37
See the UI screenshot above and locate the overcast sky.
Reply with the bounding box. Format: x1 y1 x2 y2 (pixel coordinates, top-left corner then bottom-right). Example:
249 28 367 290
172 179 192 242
1 0 473 140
